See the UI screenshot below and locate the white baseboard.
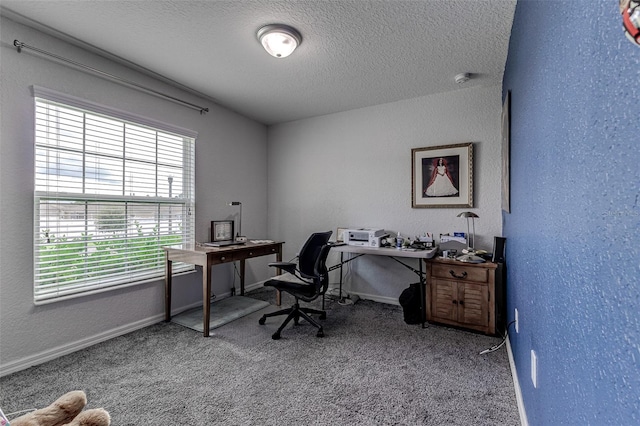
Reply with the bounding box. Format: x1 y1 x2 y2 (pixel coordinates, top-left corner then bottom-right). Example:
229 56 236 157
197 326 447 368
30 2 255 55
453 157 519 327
350 291 399 306
506 335 529 426
0 315 163 377
324 284 399 306
245 281 268 292
0 284 269 377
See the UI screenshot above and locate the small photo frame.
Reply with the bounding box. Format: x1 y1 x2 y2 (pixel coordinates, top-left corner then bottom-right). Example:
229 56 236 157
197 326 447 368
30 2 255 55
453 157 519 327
211 220 234 243
411 142 474 208
336 227 347 242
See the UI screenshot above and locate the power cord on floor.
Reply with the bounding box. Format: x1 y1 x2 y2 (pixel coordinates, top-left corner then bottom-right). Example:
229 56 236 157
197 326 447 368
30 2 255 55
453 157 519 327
325 287 341 298
324 286 360 306
337 294 360 306
230 262 241 296
479 320 516 355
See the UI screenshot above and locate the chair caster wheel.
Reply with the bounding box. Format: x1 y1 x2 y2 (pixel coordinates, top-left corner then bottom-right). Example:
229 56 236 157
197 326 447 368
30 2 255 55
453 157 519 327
319 312 327 320
272 332 281 340
259 316 266 325
316 329 324 338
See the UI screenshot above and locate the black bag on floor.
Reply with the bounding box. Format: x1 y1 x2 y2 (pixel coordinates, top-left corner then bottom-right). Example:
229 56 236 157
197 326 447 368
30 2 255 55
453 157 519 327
399 283 423 324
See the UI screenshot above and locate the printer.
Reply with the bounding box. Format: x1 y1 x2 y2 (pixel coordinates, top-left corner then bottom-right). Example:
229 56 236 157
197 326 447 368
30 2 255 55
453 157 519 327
343 228 388 247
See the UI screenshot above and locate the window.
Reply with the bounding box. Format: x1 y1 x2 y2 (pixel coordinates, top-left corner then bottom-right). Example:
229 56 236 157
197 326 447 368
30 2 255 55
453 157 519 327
33 87 196 303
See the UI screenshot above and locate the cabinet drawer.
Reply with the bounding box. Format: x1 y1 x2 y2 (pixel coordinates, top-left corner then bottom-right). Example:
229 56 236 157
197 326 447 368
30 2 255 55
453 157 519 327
431 263 488 283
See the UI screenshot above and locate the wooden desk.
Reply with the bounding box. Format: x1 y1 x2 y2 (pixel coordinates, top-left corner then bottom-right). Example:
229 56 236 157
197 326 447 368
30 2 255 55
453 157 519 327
330 244 438 327
163 241 283 337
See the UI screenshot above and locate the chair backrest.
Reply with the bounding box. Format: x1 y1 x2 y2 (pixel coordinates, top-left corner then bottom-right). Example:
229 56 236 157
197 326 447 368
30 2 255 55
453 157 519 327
298 231 332 279
313 243 333 296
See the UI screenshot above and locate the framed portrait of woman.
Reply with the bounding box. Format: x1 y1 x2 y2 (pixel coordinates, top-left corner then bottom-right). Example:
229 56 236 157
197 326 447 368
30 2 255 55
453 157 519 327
411 142 473 208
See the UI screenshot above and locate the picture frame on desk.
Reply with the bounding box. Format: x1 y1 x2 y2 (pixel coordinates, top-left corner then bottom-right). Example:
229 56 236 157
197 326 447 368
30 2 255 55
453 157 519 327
411 142 474 208
211 220 234 242
336 227 347 242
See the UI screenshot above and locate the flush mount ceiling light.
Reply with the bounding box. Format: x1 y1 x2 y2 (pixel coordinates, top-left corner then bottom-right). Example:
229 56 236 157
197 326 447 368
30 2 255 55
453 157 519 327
257 24 302 58
455 73 471 84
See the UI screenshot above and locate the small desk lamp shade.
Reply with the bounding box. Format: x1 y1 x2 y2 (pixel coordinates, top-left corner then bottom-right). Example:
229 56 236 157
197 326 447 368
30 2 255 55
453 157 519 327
456 211 485 263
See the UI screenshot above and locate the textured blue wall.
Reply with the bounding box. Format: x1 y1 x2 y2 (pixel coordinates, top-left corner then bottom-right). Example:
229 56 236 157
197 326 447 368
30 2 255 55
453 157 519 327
503 0 639 424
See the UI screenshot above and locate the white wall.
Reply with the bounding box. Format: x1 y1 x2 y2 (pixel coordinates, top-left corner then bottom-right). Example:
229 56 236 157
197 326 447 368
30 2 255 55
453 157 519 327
267 86 503 302
0 17 268 375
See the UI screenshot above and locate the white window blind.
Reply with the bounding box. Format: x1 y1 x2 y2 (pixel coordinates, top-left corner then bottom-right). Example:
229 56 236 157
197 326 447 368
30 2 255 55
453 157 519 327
33 89 196 303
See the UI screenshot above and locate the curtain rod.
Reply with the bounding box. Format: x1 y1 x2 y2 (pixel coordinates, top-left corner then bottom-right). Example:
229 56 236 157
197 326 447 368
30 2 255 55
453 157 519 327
14 39 209 114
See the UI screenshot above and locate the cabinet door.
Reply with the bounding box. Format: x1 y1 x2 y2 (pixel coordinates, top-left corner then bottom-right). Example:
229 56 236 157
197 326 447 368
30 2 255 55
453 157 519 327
457 282 489 328
431 279 457 322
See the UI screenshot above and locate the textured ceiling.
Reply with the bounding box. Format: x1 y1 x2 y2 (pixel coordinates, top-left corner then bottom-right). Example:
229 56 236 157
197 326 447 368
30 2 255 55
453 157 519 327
1 0 516 125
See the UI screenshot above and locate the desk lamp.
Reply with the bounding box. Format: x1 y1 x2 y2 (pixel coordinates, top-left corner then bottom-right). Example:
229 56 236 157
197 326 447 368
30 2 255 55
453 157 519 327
456 211 485 263
229 202 247 242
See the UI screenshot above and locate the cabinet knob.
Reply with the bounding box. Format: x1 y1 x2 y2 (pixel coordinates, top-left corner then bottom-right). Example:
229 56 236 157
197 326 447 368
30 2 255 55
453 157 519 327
221 256 226 261
452 300 458 305
449 270 467 279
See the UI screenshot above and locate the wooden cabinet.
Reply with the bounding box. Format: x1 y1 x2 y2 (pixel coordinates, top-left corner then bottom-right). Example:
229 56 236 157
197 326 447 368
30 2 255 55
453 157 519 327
425 258 502 335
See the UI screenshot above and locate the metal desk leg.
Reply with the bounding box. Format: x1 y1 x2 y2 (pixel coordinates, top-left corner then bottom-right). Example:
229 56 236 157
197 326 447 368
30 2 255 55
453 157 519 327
419 260 426 328
276 249 282 306
339 252 344 301
165 255 172 322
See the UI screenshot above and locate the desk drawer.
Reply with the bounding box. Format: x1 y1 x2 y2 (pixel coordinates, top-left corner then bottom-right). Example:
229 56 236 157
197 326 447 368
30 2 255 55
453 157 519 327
209 252 235 264
431 263 488 283
248 245 280 258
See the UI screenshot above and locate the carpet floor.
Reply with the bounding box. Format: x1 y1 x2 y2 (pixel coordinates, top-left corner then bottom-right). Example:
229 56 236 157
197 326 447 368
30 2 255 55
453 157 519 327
0 288 520 425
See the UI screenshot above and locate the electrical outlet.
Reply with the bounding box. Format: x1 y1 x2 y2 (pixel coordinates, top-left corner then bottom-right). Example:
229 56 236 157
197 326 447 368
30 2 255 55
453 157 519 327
531 349 538 388
515 308 519 333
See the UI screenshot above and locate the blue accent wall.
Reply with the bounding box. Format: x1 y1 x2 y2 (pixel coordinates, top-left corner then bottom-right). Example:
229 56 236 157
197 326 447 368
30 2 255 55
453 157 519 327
503 0 639 424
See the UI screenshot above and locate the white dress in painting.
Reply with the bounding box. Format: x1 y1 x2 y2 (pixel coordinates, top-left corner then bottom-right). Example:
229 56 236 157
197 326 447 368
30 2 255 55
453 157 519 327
425 165 458 197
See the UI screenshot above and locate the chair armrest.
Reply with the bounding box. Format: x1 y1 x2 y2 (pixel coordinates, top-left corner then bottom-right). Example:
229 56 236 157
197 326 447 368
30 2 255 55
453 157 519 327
268 261 297 275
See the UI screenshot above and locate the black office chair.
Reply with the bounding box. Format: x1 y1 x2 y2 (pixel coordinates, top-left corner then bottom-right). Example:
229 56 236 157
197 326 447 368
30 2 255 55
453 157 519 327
259 231 333 339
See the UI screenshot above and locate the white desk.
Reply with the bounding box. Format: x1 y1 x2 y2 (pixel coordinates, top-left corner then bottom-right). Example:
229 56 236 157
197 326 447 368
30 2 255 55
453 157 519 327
330 244 438 327
331 244 438 259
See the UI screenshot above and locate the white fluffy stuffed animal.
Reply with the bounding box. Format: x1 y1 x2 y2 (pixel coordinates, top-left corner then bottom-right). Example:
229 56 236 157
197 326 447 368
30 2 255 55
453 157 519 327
10 391 110 426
